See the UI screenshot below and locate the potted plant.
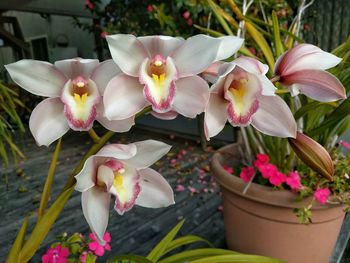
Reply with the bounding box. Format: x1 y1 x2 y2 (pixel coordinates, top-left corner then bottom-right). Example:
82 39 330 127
201 1 350 262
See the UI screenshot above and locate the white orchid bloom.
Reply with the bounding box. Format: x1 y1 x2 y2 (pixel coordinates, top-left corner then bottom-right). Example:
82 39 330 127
74 140 174 243
275 44 346 102
6 58 134 146
205 56 297 139
104 34 244 120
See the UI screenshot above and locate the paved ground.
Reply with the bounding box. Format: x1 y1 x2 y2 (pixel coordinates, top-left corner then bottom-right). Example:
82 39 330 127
0 127 226 262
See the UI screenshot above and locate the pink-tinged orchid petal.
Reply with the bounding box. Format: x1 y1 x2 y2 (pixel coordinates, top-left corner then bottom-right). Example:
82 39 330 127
140 56 177 113
96 104 135 133
234 56 269 75
124 140 171 169
136 168 175 208
151 111 178 120
82 187 111 243
204 93 228 140
5 60 67 97
54 58 99 79
61 79 101 131
138 35 184 57
201 61 224 83
96 164 115 191
110 165 140 215
172 76 210 118
225 70 261 126
91 59 122 93
171 34 222 77
96 144 137 160
29 98 70 146
104 74 149 120
251 95 297 138
281 70 346 102
215 36 244 61
75 156 100 192
233 57 276 96
275 44 342 76
106 34 149 77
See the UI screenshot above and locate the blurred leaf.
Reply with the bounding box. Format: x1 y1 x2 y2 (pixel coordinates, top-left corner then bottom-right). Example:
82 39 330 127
309 98 350 136
188 254 284 263
288 132 334 180
38 138 62 219
107 255 153 263
158 248 238 263
245 22 275 69
164 235 212 255
271 11 284 57
6 217 28 263
206 0 234 35
193 24 224 37
18 187 74 262
147 220 185 262
294 101 337 120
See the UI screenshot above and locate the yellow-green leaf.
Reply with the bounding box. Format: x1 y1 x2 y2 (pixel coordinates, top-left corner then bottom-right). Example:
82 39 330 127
6 217 28 263
38 138 62 218
245 22 275 69
207 0 234 35
164 235 212 255
19 187 74 262
271 11 284 57
147 220 185 262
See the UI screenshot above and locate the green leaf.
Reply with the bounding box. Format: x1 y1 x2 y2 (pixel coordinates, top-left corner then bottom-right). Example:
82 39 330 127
18 187 74 262
294 101 337 120
164 235 212 255
147 220 185 262
188 254 284 263
107 255 153 263
158 248 238 263
309 98 350 136
271 11 284 57
6 217 28 263
245 22 275 69
193 25 225 37
206 0 234 35
38 138 62 218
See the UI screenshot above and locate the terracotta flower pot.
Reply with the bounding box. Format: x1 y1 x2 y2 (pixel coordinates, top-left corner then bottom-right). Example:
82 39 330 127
211 143 345 263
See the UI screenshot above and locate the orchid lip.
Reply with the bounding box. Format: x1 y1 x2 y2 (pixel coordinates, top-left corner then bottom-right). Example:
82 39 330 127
139 55 178 113
61 76 101 131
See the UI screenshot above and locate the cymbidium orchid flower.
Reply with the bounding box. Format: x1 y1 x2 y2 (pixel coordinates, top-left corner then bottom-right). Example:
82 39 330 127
104 34 243 120
5 58 134 146
74 140 174 243
275 44 346 102
204 56 297 139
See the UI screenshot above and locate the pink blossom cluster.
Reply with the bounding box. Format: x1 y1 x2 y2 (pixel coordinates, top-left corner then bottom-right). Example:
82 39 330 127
224 154 331 205
42 232 111 263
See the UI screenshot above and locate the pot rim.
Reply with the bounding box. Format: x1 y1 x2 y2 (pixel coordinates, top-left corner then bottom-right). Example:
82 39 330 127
211 143 344 210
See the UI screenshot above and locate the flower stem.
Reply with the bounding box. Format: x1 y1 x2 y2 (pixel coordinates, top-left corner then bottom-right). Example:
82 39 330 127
88 128 100 143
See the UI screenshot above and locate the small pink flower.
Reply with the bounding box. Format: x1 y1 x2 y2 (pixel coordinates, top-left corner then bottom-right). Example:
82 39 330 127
217 205 224 212
314 188 331 204
182 11 190 19
187 18 193 26
253 153 269 168
223 165 233 174
176 184 185 192
89 232 112 257
239 166 255 183
340 141 350 150
188 186 198 193
257 163 278 179
286 171 302 191
42 244 69 263
100 31 108 39
147 5 154 12
269 171 286 187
